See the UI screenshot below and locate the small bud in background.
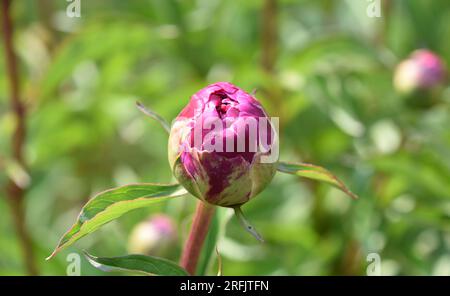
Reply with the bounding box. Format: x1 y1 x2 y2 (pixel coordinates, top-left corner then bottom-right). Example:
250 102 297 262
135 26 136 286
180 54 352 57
394 49 447 94
127 215 178 258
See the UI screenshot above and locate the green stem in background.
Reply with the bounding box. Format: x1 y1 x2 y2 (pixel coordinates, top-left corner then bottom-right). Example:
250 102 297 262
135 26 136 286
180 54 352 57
1 0 38 275
135 101 171 134
180 201 215 275
233 206 264 242
261 0 286 128
261 0 278 74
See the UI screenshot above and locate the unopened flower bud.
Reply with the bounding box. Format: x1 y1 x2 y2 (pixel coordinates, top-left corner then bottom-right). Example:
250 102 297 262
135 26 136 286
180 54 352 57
127 215 177 258
168 82 278 207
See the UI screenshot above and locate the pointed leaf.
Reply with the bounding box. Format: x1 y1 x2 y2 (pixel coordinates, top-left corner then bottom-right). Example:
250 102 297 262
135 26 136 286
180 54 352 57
84 252 188 276
216 246 223 276
47 183 187 259
233 206 264 242
136 101 171 133
196 210 219 275
277 161 358 199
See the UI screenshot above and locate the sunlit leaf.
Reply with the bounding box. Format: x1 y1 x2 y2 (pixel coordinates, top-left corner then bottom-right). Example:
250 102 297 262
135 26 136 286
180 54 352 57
84 252 188 276
47 183 187 259
277 161 358 200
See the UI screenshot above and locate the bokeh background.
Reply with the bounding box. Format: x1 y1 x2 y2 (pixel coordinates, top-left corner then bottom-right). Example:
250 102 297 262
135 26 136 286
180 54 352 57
1 0 449 276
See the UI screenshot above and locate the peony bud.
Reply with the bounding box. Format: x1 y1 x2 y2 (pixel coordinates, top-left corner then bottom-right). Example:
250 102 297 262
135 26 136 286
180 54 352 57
394 49 446 94
127 215 177 258
168 82 278 207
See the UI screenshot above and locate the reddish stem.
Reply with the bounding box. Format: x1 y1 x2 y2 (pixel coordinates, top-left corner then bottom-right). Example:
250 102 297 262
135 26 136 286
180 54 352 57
180 201 215 275
1 0 38 275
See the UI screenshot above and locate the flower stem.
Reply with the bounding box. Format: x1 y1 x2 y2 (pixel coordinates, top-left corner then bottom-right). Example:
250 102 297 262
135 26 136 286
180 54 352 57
180 201 215 275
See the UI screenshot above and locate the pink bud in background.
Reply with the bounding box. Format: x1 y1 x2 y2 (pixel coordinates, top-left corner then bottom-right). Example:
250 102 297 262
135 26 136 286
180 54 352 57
394 49 446 94
127 215 177 258
168 82 278 207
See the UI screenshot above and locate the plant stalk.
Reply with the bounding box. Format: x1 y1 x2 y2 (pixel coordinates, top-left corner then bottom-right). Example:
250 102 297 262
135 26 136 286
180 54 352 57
261 0 285 128
1 0 38 275
180 201 215 275
261 0 277 73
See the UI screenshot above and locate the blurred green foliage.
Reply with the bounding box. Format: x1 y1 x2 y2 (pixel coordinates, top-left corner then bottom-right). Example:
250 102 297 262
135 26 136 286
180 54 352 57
0 0 449 275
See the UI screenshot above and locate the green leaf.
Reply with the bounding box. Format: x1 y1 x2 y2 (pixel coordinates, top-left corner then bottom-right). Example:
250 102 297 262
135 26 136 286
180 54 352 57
47 183 187 259
277 161 358 200
84 252 188 276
